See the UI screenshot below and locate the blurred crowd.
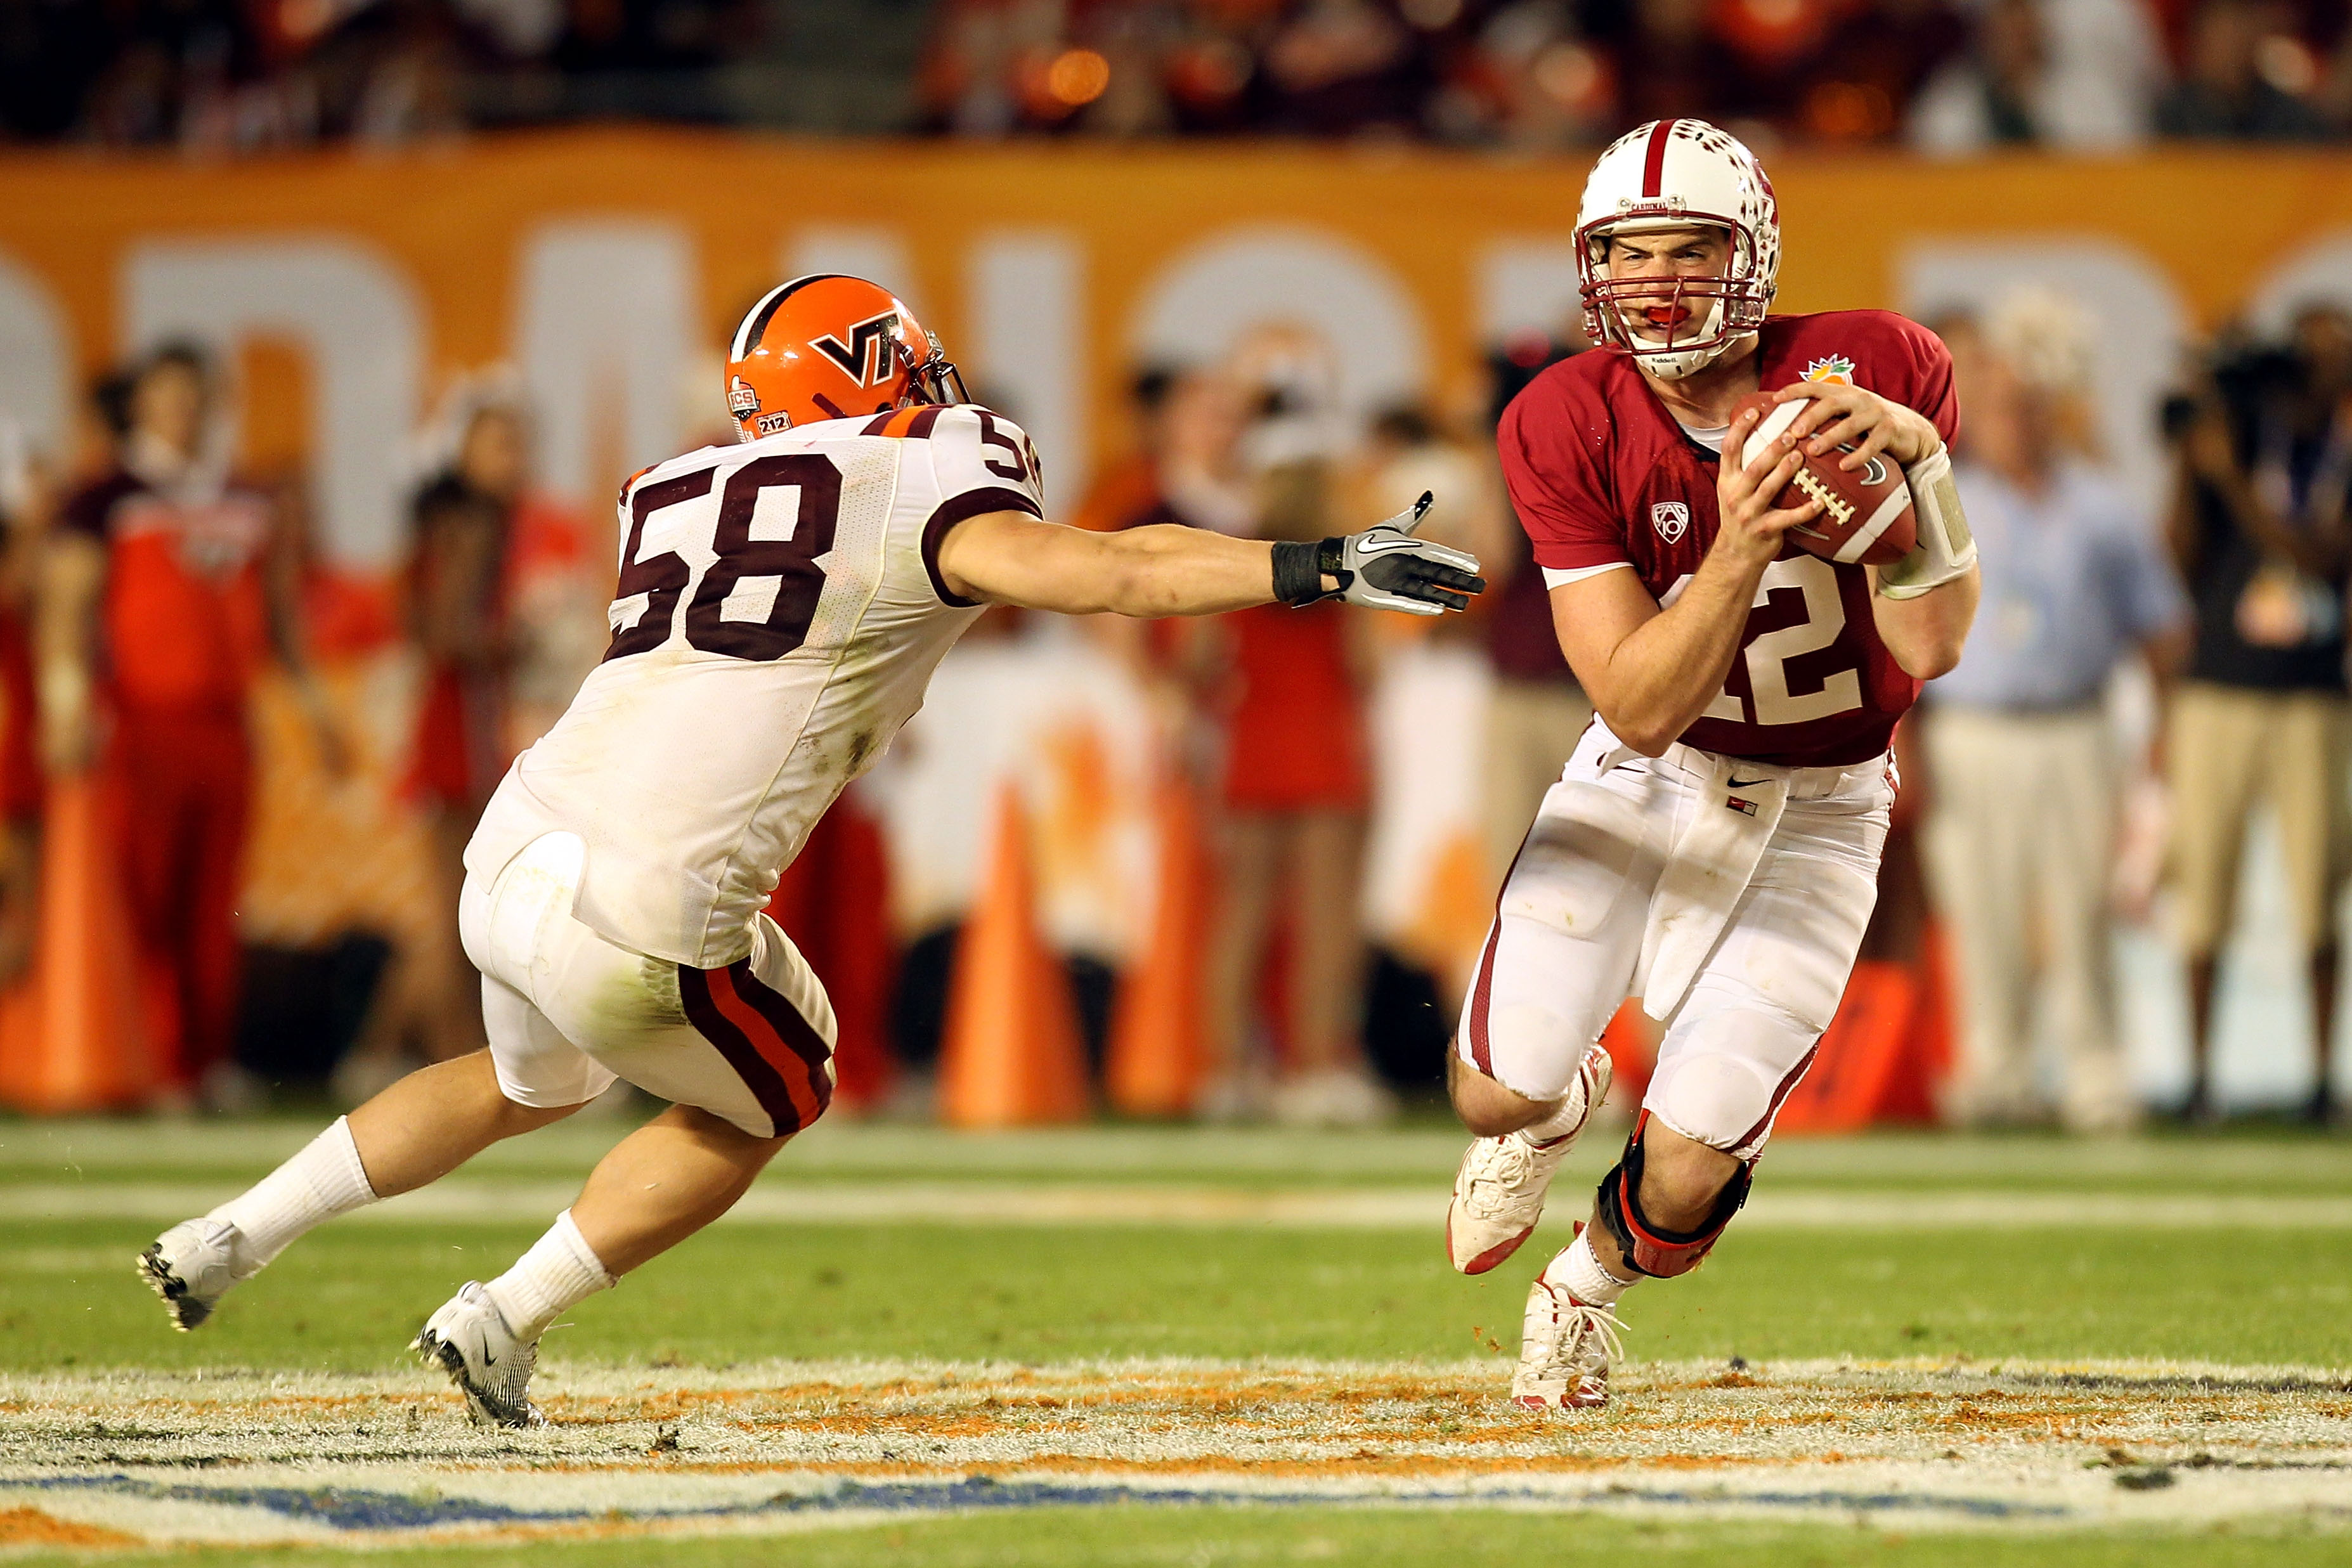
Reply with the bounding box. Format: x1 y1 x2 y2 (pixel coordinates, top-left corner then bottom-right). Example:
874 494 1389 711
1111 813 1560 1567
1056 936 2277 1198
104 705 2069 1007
8 0 2352 151
0 275 2348 1131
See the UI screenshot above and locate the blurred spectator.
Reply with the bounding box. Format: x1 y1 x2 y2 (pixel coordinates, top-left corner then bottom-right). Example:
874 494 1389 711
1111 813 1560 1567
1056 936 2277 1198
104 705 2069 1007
1922 290 2188 1132
44 343 342 1108
1161 333 1390 1127
351 373 600 1078
2156 0 2334 139
2164 305 2352 1124
1475 328 1590 882
1910 0 2160 154
0 418 48 982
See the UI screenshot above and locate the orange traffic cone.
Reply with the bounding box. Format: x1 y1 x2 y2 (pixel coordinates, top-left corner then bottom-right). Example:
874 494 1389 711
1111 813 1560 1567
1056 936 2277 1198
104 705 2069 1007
1105 778 1209 1117
0 775 155 1112
937 785 1090 1127
1599 999 1656 1110
1774 959 1921 1134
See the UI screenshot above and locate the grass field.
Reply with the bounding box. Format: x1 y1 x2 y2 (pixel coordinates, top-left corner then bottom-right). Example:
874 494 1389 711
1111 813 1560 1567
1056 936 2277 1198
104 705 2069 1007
4 1113 2351 1564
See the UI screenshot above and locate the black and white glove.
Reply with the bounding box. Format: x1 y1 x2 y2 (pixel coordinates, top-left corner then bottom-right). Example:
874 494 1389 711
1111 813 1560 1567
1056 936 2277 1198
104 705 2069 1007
1271 493 1486 616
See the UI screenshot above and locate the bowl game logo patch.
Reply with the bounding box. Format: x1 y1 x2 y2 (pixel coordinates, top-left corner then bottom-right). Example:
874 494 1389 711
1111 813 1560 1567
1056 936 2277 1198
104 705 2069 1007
1803 354 1856 387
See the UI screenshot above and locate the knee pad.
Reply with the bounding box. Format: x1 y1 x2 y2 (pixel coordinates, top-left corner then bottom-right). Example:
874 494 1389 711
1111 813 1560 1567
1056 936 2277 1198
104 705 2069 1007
1648 1048 1789 1155
1594 1114 1754 1278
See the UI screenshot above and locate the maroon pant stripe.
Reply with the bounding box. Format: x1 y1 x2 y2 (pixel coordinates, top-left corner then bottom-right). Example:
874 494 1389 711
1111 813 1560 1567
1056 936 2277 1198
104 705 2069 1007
726 959 834 1117
1731 1042 1819 1152
677 965 807 1134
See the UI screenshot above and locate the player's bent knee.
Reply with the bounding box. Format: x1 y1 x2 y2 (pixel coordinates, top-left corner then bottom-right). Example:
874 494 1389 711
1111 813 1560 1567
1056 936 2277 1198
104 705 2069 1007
1448 1054 1549 1137
1649 1050 1788 1155
1594 1116 1753 1279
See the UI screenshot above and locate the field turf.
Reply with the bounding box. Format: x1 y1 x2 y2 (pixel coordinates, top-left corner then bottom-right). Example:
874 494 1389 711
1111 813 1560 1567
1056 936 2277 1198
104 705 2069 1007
3 1113 2349 1564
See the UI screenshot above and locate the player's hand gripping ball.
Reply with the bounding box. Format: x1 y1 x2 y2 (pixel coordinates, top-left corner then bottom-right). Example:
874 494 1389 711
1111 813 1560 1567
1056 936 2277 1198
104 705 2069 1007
1733 392 1916 567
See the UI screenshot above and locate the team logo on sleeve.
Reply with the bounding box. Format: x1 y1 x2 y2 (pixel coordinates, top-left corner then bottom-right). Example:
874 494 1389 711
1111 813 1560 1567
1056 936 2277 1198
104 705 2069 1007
809 312 903 387
1651 500 1690 542
1802 354 1856 387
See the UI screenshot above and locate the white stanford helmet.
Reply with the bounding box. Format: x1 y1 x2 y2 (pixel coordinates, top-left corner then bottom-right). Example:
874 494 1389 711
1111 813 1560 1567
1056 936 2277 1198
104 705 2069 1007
1576 118 1781 380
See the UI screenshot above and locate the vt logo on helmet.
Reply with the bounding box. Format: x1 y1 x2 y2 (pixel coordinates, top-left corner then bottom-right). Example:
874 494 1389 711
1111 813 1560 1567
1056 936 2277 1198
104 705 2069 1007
725 275 969 441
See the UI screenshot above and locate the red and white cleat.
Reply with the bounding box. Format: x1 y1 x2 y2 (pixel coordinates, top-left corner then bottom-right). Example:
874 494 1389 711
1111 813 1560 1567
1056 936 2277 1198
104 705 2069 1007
1446 1044 1611 1274
1511 1264 1626 1411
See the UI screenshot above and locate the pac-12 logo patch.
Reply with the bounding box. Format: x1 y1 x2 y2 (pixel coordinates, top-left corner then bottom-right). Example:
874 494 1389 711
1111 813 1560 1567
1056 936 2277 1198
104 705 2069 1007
1803 354 1856 387
1651 500 1690 542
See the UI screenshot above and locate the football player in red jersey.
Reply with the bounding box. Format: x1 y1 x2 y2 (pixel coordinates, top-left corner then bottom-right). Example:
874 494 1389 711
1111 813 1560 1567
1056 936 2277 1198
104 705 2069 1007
1441 119 1982 1409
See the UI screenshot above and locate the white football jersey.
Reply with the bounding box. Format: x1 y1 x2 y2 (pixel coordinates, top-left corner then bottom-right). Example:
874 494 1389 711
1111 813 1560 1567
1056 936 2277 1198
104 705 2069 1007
465 403 1044 968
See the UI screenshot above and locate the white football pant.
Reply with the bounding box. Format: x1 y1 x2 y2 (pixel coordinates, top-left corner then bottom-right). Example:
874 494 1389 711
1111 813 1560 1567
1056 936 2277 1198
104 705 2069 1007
459 832 838 1138
1459 722 1892 1158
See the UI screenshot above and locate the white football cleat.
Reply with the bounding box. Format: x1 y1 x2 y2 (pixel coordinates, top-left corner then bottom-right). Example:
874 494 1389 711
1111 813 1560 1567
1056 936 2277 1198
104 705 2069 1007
1448 1044 1611 1274
138 1218 256 1332
413 1282 544 1429
1512 1258 1626 1411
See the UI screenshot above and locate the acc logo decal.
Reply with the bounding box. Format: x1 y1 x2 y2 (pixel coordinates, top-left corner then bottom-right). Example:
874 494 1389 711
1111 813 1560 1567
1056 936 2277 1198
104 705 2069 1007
1803 354 1856 387
1651 500 1690 542
809 311 903 387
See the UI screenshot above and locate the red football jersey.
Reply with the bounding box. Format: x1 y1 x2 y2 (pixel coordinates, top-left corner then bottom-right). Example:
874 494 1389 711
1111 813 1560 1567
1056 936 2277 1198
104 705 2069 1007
1498 309 1959 768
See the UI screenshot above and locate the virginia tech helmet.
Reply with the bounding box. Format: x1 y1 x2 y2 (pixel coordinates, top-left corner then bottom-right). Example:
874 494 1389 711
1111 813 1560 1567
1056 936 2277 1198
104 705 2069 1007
1575 118 1780 380
725 275 968 441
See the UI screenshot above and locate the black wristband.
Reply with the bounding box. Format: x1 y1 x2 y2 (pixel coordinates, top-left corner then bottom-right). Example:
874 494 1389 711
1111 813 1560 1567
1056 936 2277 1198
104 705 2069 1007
1271 539 1324 606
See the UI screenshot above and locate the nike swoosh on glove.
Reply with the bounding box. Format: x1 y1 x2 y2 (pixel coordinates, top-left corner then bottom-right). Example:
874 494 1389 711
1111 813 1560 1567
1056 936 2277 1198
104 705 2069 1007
1326 492 1487 616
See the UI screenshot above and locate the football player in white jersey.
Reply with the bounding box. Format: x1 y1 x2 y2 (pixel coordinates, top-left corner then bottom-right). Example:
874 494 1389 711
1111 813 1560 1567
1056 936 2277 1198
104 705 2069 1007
139 275 1484 1426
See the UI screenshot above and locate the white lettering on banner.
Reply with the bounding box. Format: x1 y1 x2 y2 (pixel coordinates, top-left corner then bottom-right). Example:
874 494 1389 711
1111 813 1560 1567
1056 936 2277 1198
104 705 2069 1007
969 231 1085 516
124 238 422 567
785 227 917 302
0 248 68 456
2246 229 2352 337
1478 241 1583 344
1129 225 1426 425
1661 557 1861 726
518 221 694 506
1899 238 2185 513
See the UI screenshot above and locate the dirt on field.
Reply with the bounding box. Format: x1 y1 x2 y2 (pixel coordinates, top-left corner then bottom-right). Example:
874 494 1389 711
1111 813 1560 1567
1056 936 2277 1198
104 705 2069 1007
3 1358 2349 1548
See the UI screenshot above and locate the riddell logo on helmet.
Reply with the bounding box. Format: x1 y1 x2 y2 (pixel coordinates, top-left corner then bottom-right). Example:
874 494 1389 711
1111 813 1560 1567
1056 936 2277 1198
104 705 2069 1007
729 375 760 417
809 312 902 388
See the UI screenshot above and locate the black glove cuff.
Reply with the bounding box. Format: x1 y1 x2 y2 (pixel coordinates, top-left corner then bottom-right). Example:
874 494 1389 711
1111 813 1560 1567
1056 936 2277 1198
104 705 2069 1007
1271 540 1325 606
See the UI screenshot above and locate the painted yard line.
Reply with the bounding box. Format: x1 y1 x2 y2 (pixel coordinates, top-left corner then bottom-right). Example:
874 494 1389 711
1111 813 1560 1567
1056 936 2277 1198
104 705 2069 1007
13 1182 2352 1229
6 1358 2351 1547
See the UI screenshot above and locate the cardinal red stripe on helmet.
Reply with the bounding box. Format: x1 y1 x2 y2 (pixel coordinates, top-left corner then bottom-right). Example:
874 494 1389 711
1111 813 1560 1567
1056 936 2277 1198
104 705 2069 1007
1641 119 1677 199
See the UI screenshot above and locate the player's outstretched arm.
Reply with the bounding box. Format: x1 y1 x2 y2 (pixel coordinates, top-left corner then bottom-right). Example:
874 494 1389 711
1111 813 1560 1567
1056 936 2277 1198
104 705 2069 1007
933 498 1485 619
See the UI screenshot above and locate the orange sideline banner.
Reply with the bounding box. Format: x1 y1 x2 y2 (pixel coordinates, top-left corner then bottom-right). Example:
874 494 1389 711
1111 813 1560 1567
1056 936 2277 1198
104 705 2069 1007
1 131 2349 567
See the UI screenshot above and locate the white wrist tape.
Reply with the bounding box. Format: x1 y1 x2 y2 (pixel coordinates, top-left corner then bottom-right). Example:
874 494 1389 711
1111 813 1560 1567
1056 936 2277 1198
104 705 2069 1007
1878 443 1977 600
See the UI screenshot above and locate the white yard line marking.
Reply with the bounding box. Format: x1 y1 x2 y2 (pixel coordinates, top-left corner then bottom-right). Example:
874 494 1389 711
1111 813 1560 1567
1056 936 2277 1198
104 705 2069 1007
15 1182 2352 1229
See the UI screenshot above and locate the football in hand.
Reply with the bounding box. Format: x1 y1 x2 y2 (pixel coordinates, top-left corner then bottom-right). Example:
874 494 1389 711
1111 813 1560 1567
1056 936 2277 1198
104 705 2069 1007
1733 391 1916 567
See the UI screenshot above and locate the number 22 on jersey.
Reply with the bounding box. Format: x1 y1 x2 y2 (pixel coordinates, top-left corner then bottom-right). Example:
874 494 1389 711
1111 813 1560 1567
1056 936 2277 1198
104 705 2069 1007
1661 555 1863 728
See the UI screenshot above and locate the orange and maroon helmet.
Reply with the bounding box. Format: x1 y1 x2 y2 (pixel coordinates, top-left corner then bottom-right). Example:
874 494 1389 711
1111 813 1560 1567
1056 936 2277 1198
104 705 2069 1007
725 275 967 441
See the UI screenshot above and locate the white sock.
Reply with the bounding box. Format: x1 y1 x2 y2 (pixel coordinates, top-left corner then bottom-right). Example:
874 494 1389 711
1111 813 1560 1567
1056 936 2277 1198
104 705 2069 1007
1542 1231 1637 1308
484 1211 615 1341
207 1117 377 1271
1517 1091 1591 1147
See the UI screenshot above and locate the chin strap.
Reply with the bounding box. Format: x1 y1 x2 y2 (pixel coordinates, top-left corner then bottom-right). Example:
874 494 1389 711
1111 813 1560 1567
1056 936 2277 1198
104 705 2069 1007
1878 442 1977 599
